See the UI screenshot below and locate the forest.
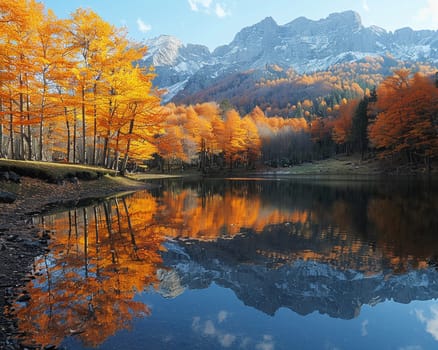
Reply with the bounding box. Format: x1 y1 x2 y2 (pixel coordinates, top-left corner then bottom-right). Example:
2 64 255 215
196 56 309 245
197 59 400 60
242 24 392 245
1 0 162 174
1 0 437 173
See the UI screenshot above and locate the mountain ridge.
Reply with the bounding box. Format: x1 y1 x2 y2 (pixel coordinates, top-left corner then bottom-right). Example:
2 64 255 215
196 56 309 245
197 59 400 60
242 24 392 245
142 10 438 102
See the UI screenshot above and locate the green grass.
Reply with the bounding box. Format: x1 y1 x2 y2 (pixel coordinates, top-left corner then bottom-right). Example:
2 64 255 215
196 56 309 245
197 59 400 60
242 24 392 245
0 159 116 183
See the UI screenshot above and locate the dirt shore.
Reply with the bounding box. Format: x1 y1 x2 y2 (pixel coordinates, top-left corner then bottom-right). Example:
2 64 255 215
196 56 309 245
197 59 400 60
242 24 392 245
0 175 152 349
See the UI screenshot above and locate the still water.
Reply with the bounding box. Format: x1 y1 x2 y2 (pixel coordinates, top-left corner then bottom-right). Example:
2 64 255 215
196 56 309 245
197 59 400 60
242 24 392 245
13 178 438 349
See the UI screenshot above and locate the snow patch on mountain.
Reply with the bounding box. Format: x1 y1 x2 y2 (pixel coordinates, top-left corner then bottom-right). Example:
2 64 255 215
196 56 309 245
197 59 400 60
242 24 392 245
164 79 190 101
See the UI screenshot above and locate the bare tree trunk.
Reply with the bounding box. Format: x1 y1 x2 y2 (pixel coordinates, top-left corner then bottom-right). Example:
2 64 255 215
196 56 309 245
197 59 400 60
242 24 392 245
114 150 120 173
106 147 112 169
38 111 44 161
93 104 97 165
102 137 109 167
26 91 32 160
65 108 71 162
9 98 14 159
92 84 97 165
121 118 135 175
19 76 25 160
73 108 77 163
38 73 48 161
114 130 120 174
81 86 87 164
0 97 3 157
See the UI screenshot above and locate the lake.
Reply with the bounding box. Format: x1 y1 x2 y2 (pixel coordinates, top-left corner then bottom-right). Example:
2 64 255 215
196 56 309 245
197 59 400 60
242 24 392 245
13 177 438 349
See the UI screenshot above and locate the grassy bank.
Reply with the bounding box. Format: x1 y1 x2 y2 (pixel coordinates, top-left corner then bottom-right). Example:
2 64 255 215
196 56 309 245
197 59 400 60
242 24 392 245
0 159 200 184
256 156 383 177
0 159 117 183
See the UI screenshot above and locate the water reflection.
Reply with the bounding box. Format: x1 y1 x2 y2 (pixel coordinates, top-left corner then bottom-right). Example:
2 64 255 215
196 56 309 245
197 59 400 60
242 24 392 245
13 178 438 348
15 194 165 348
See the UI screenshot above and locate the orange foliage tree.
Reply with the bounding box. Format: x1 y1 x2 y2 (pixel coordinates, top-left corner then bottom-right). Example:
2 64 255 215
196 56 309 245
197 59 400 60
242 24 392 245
0 2 162 168
332 99 360 154
369 70 438 168
157 103 266 171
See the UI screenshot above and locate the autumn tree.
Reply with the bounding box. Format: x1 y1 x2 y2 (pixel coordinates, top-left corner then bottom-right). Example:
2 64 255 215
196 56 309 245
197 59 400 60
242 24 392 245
119 67 162 174
332 99 360 154
193 103 221 172
0 2 163 166
241 116 261 168
68 8 107 164
156 123 186 171
184 106 208 170
66 11 162 169
0 0 38 159
31 8 69 161
222 109 246 168
369 70 438 168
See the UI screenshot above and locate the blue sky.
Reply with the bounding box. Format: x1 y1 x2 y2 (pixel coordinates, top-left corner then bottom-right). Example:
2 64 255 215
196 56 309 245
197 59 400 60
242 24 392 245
39 0 438 50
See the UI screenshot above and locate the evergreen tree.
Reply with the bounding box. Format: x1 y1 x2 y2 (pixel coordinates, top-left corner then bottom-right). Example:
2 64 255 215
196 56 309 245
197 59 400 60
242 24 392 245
351 98 369 160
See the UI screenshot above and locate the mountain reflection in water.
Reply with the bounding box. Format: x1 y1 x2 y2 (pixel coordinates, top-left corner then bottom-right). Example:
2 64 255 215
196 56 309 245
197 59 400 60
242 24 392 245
13 178 438 349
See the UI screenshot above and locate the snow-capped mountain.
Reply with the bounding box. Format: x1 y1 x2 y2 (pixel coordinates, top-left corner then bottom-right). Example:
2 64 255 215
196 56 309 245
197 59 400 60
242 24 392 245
143 35 213 100
142 10 438 102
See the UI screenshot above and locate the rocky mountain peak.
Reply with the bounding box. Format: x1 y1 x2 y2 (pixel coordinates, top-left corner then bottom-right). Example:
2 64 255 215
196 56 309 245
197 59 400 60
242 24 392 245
145 35 184 66
285 10 362 33
256 16 278 28
227 15 279 49
238 15 278 33
326 10 362 27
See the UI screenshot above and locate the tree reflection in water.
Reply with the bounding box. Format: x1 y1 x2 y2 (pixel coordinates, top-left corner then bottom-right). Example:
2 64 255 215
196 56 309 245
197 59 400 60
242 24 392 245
14 193 165 348
12 178 438 348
